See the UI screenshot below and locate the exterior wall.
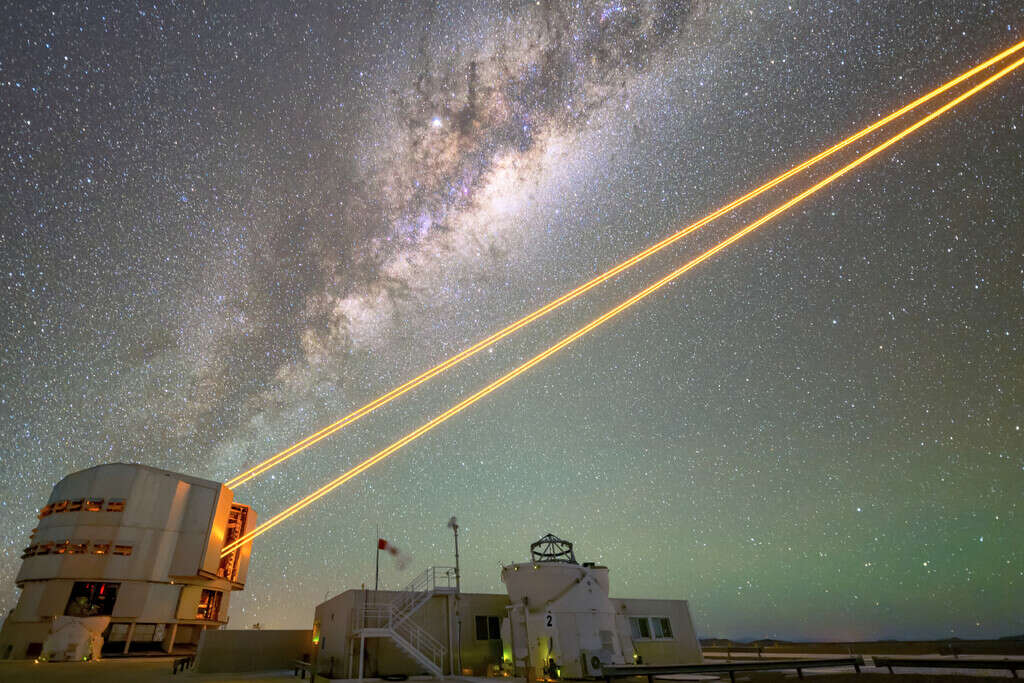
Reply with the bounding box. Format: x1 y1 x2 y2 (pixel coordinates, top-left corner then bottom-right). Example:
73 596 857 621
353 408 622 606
194 629 312 673
313 589 359 672
315 590 509 677
614 597 702 665
458 592 512 675
0 464 255 660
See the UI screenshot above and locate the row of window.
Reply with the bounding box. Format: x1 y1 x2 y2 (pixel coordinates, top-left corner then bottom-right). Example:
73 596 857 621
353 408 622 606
39 498 126 518
22 541 133 559
629 616 673 640
473 615 674 642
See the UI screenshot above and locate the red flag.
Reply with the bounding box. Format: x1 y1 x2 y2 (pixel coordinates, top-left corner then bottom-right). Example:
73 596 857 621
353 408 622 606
377 538 410 569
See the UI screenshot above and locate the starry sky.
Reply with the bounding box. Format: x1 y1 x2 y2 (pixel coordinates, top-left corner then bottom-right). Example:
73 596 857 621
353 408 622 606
2 1 1022 640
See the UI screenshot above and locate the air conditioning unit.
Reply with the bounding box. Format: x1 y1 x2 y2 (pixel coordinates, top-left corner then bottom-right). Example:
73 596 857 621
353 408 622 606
581 649 608 678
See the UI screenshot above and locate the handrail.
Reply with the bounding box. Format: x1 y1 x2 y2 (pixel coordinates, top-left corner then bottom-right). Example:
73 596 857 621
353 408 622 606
390 566 458 623
354 602 446 676
601 657 864 683
395 617 445 658
355 602 446 660
352 566 453 677
872 657 1023 675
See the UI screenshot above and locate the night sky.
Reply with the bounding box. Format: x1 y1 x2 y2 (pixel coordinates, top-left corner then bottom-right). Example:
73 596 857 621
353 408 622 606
2 1 1022 640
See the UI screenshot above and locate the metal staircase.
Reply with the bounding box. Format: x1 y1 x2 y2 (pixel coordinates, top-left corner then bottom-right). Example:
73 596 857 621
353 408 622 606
353 566 457 679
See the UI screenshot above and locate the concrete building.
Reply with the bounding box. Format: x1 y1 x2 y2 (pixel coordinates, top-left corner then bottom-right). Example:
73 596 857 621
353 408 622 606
0 463 255 660
313 535 701 679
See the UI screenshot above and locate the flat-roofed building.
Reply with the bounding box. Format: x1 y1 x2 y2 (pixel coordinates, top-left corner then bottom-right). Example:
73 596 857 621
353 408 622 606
312 535 701 679
0 463 255 660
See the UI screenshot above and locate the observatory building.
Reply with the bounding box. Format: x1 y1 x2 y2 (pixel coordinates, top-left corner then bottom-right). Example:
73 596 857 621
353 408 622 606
312 534 700 678
0 463 255 660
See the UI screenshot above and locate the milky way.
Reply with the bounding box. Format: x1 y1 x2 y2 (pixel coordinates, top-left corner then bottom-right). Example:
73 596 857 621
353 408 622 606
2 1 1021 638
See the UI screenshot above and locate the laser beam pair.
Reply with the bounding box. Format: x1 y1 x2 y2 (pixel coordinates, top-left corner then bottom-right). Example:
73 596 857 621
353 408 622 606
222 40 1024 556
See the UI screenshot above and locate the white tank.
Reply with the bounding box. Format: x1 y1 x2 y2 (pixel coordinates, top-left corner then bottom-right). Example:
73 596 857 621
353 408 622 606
501 535 628 679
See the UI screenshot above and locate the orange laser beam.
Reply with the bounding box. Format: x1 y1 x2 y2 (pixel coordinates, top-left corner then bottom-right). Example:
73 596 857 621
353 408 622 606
223 37 1024 490
221 52 1024 556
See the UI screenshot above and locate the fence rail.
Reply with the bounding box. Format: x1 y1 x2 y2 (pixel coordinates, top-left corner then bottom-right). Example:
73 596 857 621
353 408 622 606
872 657 1022 677
601 657 865 683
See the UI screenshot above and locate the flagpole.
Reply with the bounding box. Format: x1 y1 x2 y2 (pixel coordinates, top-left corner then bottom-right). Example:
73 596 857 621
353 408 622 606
374 524 380 593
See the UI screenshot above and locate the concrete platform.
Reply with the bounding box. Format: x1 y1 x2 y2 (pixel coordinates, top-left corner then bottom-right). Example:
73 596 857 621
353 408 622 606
0 657 294 683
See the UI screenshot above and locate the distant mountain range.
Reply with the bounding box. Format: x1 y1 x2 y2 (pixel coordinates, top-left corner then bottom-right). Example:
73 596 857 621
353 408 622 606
700 635 1024 645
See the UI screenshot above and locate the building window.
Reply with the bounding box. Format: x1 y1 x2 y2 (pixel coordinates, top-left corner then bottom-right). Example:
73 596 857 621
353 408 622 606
629 617 673 641
475 615 501 640
35 542 53 555
54 540 70 555
65 582 119 617
112 545 133 556
38 504 53 519
52 500 68 514
21 545 36 559
84 499 104 512
629 617 650 640
106 499 126 512
92 543 110 555
68 541 88 554
651 617 673 639
196 589 223 621
68 499 84 512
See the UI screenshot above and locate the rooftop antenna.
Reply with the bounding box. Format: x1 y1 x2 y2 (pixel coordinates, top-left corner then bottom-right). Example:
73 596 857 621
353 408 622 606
447 516 461 593
448 516 462 673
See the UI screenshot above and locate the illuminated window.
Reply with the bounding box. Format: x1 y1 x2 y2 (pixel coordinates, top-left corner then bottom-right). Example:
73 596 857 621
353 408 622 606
65 582 119 617
84 499 104 512
54 541 70 555
68 499 84 512
106 499 126 512
475 615 501 640
68 541 88 554
35 542 53 555
196 589 223 621
112 545 132 556
92 543 110 555
38 504 53 519
52 500 68 514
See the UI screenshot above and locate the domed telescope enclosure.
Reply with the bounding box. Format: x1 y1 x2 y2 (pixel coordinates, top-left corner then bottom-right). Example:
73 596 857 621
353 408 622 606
503 534 626 678
0 463 256 661
530 533 577 564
